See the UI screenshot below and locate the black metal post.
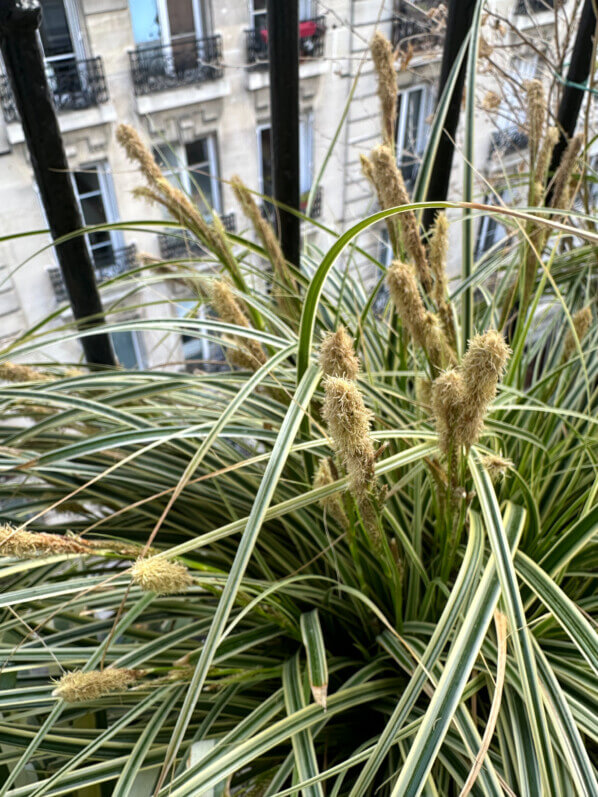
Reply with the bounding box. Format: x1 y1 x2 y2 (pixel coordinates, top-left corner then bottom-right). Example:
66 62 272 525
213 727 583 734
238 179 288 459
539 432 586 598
267 0 300 269
547 0 597 193
422 0 477 231
0 0 115 366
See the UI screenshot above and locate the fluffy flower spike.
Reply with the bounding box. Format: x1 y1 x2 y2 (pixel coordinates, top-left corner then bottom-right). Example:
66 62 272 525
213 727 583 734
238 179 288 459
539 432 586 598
319 327 360 380
52 669 141 702
131 556 193 595
370 32 397 147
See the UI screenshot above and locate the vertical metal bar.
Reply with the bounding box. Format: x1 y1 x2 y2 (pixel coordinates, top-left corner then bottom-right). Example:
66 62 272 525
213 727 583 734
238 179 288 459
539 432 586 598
267 0 300 269
548 0 597 192
0 0 115 366
422 0 477 232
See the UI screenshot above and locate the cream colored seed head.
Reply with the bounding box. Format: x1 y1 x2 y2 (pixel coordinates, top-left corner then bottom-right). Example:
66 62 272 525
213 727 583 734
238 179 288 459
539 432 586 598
230 175 297 310
131 556 193 595
563 306 593 360
461 330 510 405
0 524 92 558
211 280 249 329
116 124 163 186
370 32 397 146
52 668 141 702
369 146 431 290
322 378 373 456
536 126 559 184
429 212 449 298
551 133 583 209
0 362 51 383
313 458 348 528
319 327 360 380
321 377 376 496
210 281 266 371
431 369 465 453
524 79 546 163
481 454 514 482
387 261 450 369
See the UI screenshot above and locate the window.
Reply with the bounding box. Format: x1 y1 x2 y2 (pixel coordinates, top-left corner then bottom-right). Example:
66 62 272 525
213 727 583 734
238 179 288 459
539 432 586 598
258 115 314 207
176 301 226 372
495 56 537 135
154 136 221 216
250 0 267 33
396 85 431 190
112 329 146 369
250 0 315 26
475 187 514 259
40 0 77 60
129 0 207 46
73 164 124 274
39 0 88 97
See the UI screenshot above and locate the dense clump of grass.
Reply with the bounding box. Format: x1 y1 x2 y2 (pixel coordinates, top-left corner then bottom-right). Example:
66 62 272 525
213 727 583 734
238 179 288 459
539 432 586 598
0 32 596 797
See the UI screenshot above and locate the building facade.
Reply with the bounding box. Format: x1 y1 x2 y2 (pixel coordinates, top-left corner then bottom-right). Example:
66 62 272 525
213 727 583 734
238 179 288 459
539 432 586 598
0 0 577 369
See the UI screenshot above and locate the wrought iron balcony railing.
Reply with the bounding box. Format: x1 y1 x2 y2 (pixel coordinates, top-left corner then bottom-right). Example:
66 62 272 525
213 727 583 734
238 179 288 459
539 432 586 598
301 185 323 218
48 244 137 303
515 0 555 13
129 35 223 96
491 127 529 156
0 57 108 123
246 16 326 67
391 1 444 52
158 213 236 260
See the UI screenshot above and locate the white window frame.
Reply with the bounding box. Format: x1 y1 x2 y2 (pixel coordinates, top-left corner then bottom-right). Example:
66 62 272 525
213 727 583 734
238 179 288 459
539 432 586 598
475 186 514 258
111 327 146 370
257 117 314 198
396 84 431 169
155 135 221 214
250 0 267 27
155 0 205 46
72 162 125 267
496 55 538 132
256 122 269 196
39 0 87 64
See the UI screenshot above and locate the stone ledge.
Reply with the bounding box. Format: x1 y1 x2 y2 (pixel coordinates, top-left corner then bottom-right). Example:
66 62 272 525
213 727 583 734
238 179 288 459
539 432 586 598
6 103 118 146
134 79 231 116
245 59 328 92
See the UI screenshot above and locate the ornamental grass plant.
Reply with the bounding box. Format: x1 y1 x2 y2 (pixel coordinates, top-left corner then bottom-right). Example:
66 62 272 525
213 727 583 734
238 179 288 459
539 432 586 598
0 27 596 797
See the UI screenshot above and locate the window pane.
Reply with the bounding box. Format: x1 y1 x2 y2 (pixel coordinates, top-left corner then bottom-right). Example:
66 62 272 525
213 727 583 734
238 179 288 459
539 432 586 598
88 229 111 247
299 117 313 195
129 0 161 44
80 195 108 227
112 330 142 369
405 89 422 156
75 170 101 197
91 243 115 268
168 0 195 37
40 0 74 58
260 127 273 198
185 139 209 168
154 145 180 175
189 169 214 208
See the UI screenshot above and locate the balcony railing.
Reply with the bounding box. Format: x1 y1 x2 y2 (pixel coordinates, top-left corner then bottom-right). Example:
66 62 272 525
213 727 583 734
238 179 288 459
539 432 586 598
246 16 326 68
391 2 444 52
158 213 237 260
0 56 108 123
515 0 555 13
129 35 223 96
491 127 529 156
301 185 323 218
48 244 138 303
